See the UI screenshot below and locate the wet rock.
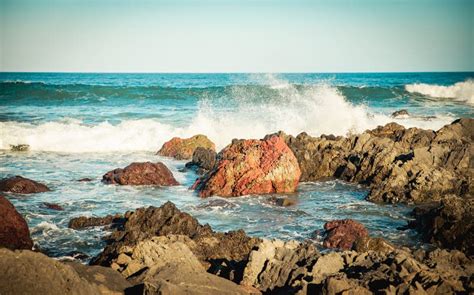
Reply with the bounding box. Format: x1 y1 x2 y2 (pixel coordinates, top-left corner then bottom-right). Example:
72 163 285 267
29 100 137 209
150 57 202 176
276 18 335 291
193 135 301 197
0 195 33 250
157 134 216 160
10 144 30 151
185 147 217 174
68 213 124 230
0 248 130 295
0 175 50 194
352 236 395 253
410 195 474 255
41 202 64 211
280 118 473 204
269 196 298 207
323 219 369 250
91 201 261 273
391 109 409 118
102 162 179 186
77 178 93 182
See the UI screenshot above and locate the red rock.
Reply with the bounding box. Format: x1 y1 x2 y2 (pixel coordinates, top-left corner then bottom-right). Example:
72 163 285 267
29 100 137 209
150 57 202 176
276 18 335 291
323 219 369 250
42 202 64 211
194 136 301 197
0 176 50 194
0 195 33 250
157 134 216 160
102 162 179 186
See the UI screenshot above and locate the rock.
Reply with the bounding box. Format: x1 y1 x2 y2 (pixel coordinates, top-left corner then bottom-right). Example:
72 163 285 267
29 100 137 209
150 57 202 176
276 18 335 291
68 213 124 230
10 144 29 151
102 162 179 186
269 196 298 207
193 135 301 197
391 109 409 118
77 178 93 182
41 202 64 211
323 219 369 250
91 201 261 274
157 134 216 160
0 248 130 295
185 147 217 174
319 275 371 295
0 175 50 194
353 236 395 253
0 195 33 250
410 195 474 256
280 118 473 204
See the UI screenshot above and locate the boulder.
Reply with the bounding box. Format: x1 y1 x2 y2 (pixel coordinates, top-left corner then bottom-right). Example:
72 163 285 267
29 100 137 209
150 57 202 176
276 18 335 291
193 135 301 197
352 236 395 253
185 147 217 174
68 213 124 230
0 248 130 295
0 175 50 194
157 134 216 160
102 162 179 186
391 109 409 118
410 195 474 256
0 196 33 250
323 219 369 250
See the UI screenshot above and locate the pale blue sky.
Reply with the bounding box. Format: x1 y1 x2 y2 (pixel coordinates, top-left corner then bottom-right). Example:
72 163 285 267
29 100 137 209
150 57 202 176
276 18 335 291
0 0 473 72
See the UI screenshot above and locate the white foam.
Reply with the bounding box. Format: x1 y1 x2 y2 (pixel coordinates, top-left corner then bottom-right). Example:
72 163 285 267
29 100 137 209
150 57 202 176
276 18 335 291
0 75 455 153
405 79 474 104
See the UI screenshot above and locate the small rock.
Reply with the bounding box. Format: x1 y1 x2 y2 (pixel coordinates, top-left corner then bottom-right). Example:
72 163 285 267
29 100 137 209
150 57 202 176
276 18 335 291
10 144 30 151
391 109 409 118
68 213 123 230
77 178 93 182
0 176 50 194
41 202 64 211
270 196 298 207
322 219 369 250
157 134 216 160
102 162 179 186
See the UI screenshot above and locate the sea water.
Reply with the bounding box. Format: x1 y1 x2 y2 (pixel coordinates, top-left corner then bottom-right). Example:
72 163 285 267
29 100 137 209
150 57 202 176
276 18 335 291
1 72 473 261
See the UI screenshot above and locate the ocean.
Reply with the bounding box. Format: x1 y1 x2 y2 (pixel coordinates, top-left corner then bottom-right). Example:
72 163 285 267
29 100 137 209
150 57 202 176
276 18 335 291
1 72 473 260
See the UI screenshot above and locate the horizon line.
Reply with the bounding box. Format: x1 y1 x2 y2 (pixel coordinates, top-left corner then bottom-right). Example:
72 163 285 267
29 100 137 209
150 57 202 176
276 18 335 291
1 70 474 74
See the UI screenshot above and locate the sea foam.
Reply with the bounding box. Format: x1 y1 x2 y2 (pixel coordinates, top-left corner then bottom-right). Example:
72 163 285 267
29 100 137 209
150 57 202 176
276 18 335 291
0 76 454 153
405 79 474 104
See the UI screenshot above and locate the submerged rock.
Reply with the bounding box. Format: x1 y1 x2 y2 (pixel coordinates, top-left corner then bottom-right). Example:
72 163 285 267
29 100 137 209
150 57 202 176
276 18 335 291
102 162 179 186
0 248 130 295
185 147 217 175
280 118 473 204
10 144 30 151
68 213 124 230
0 195 33 250
0 175 50 194
41 202 64 211
193 135 301 197
322 219 369 250
157 134 216 160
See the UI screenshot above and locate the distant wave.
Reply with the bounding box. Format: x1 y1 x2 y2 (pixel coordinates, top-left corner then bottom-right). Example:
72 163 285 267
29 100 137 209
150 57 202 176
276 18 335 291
405 79 474 104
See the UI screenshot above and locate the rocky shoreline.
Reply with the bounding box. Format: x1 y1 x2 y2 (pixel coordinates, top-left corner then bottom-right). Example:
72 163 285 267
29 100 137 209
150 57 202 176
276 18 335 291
0 118 473 294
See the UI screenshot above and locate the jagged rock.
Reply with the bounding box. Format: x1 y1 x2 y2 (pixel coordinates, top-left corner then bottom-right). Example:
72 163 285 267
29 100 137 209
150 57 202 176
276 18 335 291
391 109 409 118
185 147 217 174
193 135 301 197
352 236 395 253
0 175 50 194
323 219 369 250
157 134 216 160
41 202 64 211
410 195 474 255
10 144 30 151
68 213 124 230
0 248 130 295
102 162 179 186
278 118 473 204
0 196 33 250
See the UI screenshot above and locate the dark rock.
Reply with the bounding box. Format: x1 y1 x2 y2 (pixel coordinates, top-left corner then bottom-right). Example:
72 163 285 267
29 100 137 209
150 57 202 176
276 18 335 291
10 144 30 151
269 196 298 207
102 162 179 186
68 214 124 230
185 147 217 174
0 175 50 194
77 178 93 182
41 202 64 211
323 219 369 250
0 195 33 250
410 195 474 256
391 109 409 118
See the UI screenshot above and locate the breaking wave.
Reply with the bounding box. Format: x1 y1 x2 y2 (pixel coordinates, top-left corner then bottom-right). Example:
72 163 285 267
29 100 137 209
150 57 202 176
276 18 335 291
405 79 474 104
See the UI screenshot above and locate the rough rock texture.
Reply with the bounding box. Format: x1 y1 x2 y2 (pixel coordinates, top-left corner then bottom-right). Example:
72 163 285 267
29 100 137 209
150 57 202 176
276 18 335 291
185 147 217 175
391 109 409 118
323 219 369 250
193 135 301 197
102 162 179 186
157 134 216 160
241 241 474 294
91 201 261 275
0 196 33 250
68 213 124 230
0 248 130 295
0 175 50 194
409 195 474 256
278 118 473 204
352 236 396 253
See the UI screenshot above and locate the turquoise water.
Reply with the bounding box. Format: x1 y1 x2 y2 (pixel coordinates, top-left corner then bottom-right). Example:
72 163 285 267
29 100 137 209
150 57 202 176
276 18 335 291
1 72 473 260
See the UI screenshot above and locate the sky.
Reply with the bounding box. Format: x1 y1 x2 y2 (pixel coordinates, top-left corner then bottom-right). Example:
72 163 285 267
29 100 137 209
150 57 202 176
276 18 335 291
0 0 473 72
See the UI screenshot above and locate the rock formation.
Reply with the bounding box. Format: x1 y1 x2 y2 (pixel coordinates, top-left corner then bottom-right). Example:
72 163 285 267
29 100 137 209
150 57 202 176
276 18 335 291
0 195 33 250
185 147 217 175
193 135 301 197
102 162 179 186
68 213 124 230
157 134 215 160
0 175 50 194
322 219 369 250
